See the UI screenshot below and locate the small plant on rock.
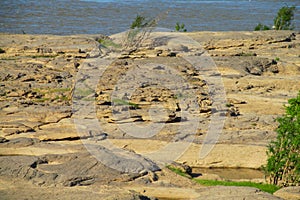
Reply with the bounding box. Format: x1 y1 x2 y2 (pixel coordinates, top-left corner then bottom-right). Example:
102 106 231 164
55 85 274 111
175 22 187 32
122 11 168 51
254 23 270 31
264 91 300 186
130 15 148 29
123 14 158 50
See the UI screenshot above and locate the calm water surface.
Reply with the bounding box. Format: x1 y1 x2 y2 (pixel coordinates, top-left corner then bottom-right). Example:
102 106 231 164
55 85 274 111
0 0 299 35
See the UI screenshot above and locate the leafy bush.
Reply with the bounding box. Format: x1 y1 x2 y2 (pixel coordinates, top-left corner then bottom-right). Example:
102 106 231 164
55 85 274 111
130 15 156 29
274 6 296 30
265 92 300 186
175 22 187 32
254 23 270 31
123 14 158 50
254 5 296 31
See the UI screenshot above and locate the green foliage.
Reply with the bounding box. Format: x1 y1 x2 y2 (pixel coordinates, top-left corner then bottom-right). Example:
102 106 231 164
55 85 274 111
175 22 187 32
98 38 121 49
166 165 192 178
254 23 270 31
74 88 94 97
122 11 168 50
167 165 279 194
130 14 157 29
235 52 257 57
194 179 280 194
0 48 5 54
274 6 296 30
226 103 233 107
112 99 140 109
33 87 71 94
123 14 158 50
131 15 145 29
265 92 300 186
254 6 296 31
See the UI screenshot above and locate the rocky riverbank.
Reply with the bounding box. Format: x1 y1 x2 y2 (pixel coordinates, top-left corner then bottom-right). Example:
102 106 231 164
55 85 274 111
0 30 299 199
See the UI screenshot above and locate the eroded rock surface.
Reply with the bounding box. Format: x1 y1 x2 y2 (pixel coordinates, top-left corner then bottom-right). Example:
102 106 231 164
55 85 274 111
1 31 299 199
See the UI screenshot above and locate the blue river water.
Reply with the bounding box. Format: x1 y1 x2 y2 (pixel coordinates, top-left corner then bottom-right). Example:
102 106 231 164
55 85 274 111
0 0 299 35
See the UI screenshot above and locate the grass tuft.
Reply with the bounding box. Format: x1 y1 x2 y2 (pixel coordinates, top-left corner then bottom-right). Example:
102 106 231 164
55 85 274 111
112 99 140 109
166 165 192 178
194 179 280 194
98 38 121 49
167 165 280 194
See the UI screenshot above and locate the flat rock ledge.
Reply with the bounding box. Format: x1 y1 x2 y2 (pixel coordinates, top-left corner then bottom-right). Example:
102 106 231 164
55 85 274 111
1 31 300 199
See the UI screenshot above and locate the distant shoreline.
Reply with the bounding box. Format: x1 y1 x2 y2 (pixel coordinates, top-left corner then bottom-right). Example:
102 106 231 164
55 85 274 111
1 0 299 35
1 30 299 38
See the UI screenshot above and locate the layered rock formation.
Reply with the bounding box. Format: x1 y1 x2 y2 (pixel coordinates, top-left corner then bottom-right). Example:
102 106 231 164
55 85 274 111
0 30 299 199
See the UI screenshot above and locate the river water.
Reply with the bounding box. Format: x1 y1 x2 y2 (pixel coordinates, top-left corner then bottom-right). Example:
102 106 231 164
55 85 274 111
0 0 299 35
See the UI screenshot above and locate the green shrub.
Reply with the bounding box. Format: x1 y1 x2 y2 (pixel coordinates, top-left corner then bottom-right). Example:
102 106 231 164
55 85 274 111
254 23 270 31
131 15 146 29
0 48 5 54
98 38 121 48
123 14 158 50
254 6 296 31
264 92 300 186
175 22 187 32
274 6 296 30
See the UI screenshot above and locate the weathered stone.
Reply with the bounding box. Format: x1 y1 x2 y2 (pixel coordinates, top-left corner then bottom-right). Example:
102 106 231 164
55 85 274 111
0 136 8 143
0 31 299 199
198 186 282 200
0 137 38 147
274 186 300 200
